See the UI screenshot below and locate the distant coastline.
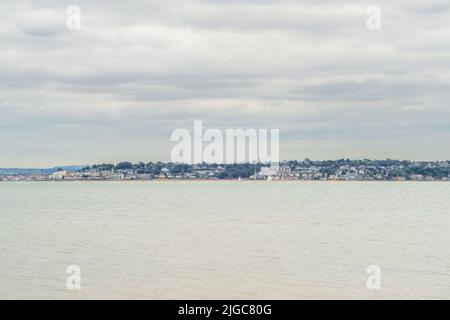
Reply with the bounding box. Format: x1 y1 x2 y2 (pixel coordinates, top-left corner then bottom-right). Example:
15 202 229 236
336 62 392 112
1 179 448 183
1 159 450 182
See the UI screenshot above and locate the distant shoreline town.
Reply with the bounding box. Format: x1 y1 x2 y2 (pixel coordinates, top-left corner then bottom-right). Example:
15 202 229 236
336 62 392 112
1 159 450 182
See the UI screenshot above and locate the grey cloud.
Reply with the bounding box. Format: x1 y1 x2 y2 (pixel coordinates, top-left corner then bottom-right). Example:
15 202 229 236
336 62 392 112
0 0 449 166
405 1 450 15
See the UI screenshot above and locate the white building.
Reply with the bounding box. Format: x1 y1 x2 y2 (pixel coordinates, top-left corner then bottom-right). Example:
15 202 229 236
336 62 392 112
259 166 279 178
51 170 66 180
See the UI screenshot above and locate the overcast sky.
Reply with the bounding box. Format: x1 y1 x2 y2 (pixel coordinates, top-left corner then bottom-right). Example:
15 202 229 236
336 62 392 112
1 0 450 167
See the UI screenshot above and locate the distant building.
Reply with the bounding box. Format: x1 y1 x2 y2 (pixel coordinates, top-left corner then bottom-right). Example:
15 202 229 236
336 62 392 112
259 166 279 178
410 174 424 181
51 170 66 180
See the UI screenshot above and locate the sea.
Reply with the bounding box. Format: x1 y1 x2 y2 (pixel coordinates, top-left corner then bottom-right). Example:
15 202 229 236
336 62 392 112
0 181 449 299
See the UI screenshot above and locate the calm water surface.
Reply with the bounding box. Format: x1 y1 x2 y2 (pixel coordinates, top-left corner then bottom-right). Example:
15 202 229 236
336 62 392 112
0 181 449 299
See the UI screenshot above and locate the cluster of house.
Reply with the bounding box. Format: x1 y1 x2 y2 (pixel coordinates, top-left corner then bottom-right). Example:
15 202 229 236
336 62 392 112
2 162 450 181
269 164 449 181
0 167 217 181
250 165 367 181
253 162 450 181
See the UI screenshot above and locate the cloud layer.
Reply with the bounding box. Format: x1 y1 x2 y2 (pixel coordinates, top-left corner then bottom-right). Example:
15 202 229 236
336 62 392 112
1 0 450 166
